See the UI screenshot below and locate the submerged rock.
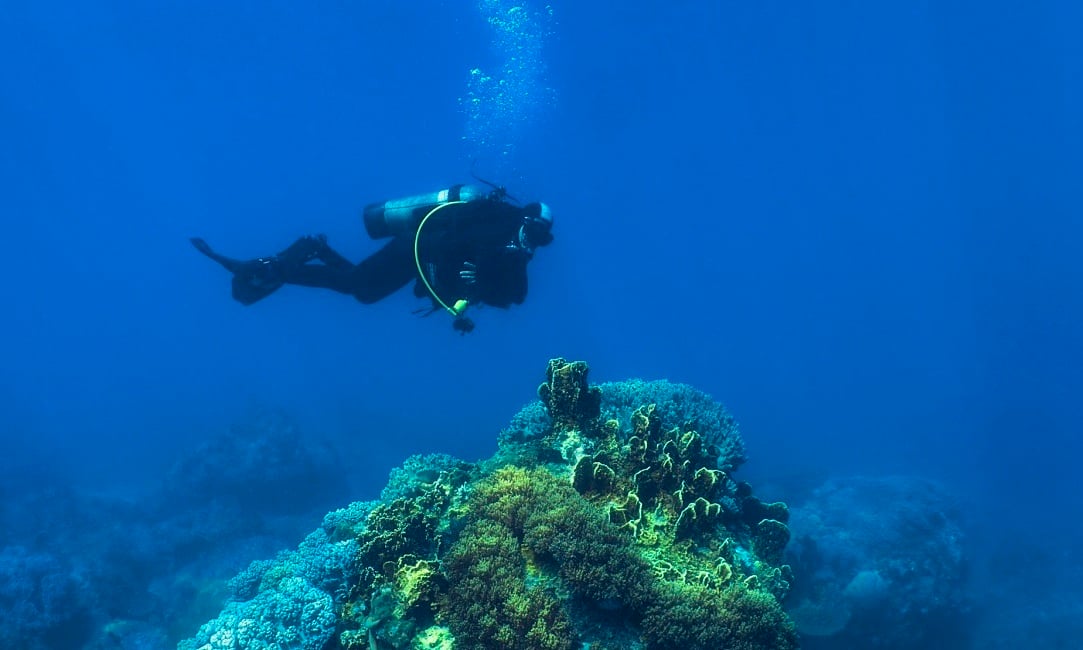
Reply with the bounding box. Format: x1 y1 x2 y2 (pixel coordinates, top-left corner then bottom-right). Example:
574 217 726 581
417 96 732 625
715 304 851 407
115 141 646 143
179 359 797 650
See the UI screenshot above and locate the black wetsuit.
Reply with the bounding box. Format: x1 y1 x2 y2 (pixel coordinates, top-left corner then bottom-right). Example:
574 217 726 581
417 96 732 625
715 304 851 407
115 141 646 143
283 198 532 308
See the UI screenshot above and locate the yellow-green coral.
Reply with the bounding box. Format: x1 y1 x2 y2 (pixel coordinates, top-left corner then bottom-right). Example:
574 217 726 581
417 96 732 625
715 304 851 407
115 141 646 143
393 555 444 618
412 625 454 649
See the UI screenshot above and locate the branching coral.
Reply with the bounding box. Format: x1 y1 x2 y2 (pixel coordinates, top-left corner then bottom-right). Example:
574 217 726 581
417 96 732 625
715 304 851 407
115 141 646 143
178 527 358 650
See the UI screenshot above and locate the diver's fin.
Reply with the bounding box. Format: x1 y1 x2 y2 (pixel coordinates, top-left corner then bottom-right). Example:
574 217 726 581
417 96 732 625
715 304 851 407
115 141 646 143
230 259 283 306
190 237 244 274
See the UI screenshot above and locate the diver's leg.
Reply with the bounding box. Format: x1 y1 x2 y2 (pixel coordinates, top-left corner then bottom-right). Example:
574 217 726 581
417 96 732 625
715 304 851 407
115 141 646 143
191 237 244 273
281 237 415 303
191 235 324 305
192 235 415 305
273 237 364 294
275 235 327 266
312 242 353 269
349 237 417 303
278 239 413 301
278 263 359 294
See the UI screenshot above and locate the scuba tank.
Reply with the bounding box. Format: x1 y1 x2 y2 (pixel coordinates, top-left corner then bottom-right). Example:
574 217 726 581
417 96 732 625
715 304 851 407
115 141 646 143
363 184 488 239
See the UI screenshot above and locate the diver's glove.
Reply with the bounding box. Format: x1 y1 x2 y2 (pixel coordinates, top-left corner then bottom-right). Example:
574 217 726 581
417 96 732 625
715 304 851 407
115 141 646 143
452 316 475 335
459 261 478 286
458 261 482 304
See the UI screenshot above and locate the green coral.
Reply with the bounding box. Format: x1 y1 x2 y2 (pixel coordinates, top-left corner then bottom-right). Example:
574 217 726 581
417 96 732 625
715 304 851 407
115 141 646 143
441 516 574 649
439 467 645 647
641 581 797 649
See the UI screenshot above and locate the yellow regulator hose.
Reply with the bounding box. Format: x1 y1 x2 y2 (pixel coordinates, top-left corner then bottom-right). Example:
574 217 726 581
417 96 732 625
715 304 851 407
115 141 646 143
414 201 469 317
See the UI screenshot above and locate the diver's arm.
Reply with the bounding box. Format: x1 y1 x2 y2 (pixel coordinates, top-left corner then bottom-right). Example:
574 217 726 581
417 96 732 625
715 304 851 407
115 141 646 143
478 245 531 307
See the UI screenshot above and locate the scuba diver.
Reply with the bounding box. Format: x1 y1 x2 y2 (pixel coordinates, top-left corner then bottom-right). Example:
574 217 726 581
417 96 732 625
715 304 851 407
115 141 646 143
190 183 553 333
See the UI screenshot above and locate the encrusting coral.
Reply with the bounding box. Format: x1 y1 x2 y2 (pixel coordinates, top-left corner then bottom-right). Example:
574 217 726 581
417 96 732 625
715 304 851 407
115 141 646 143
179 358 797 650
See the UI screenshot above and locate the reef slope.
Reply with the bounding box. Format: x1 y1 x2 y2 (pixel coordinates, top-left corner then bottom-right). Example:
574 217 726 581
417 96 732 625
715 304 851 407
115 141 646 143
179 359 797 650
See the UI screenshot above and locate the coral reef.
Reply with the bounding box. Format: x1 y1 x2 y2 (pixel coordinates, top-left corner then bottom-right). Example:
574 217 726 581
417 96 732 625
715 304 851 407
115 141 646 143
785 475 971 649
0 545 94 650
0 410 350 650
178 525 361 650
596 377 746 472
163 409 348 515
179 359 797 649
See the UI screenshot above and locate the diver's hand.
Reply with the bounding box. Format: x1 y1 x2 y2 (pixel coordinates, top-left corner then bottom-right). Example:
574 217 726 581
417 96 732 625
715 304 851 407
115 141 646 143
504 242 533 258
459 261 478 286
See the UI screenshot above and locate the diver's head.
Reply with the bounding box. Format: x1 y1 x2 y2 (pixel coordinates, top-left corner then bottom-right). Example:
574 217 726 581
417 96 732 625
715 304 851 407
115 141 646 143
520 202 554 250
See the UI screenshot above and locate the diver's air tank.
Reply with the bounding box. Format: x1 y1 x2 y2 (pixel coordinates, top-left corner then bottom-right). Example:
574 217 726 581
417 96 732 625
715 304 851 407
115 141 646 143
363 184 487 239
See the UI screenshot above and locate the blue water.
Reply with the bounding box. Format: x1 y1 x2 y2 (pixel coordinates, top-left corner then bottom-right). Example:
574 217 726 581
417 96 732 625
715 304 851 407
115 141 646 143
1 1 1080 648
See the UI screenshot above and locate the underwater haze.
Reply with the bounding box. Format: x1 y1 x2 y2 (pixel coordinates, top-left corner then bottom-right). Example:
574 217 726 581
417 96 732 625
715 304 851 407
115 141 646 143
1 1 1081 648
